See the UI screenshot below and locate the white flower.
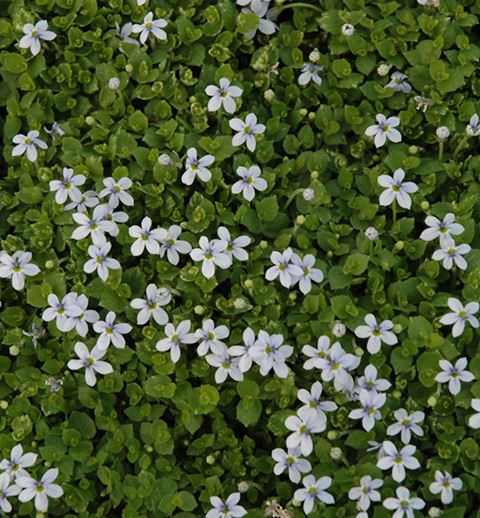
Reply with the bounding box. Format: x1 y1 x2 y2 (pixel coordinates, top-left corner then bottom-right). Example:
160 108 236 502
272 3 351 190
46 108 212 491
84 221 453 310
384 72 412 93
115 22 140 46
99 177 134 208
298 63 323 86
249 331 293 378
348 389 386 431
302 336 332 370
0 472 20 513
217 226 251 262
94 204 127 238
16 468 63 512
229 113 266 152
332 321 346 337
297 381 337 421
158 225 192 265
365 227 379 240
190 236 231 279
83 242 121 281
0 445 37 481
205 77 243 113
206 493 246 518
49 168 85 205
377 168 418 209
228 327 256 373
420 213 464 245
356 364 392 393
468 399 480 429
365 114 402 147
429 471 462 504
377 441 420 482
241 0 277 38
377 64 392 76
44 121 65 139
341 23 355 36
182 147 215 185
63 293 99 337
432 237 471 270
67 342 113 386
436 126 450 140
290 253 324 294
19 20 56 56
466 113 480 137
196 319 229 356
439 297 479 337
65 190 99 213
130 284 171 325
348 475 383 511
293 475 334 514
129 217 164 256
71 205 116 245
354 314 397 354
265 248 303 288
284 408 326 456
206 351 243 383
155 320 197 363
231 165 267 201
317 342 360 392
41 293 82 333
271 447 311 483
386 409 425 444
383 487 425 517
131 11 167 44
434 357 474 395
11 131 48 162
93 311 132 350
0 251 40 291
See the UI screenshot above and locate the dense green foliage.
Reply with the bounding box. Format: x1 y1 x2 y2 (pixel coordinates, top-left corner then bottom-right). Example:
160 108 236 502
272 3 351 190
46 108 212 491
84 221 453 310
1 0 480 516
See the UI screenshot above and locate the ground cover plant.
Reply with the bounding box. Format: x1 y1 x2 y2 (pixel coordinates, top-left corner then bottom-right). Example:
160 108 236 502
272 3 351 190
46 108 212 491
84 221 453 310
1 0 480 516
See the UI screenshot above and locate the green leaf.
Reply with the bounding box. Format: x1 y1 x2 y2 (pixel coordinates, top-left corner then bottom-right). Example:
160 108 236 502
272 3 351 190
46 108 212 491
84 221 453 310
236 398 262 427
1 52 27 73
236 13 258 34
68 411 97 439
342 253 369 276
255 195 279 221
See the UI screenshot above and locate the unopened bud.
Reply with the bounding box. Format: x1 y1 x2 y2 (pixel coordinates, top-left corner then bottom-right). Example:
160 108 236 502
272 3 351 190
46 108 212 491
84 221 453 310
330 447 342 460
377 64 391 76
9 346 19 356
194 305 205 315
237 481 249 493
108 77 121 90
302 188 315 201
365 227 379 241
341 23 355 36
296 215 305 225
332 321 346 337
264 89 275 102
309 48 321 63
436 126 450 140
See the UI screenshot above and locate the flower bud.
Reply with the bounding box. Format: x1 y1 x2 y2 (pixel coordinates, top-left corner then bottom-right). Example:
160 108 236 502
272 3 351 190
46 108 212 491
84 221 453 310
354 347 364 356
394 240 404 251
244 279 253 288
427 395 438 407
299 108 308 117
365 227 379 241
310 171 319 180
234 298 247 310
206 454 216 465
264 89 275 102
309 48 321 63
330 447 342 460
327 250 333 258
332 321 346 337
296 215 305 225
125 64 133 73
393 323 402 334
302 188 315 201
409 145 419 154
377 64 391 76
341 23 355 36
237 481 249 493
327 430 337 440
436 126 450 140
428 507 442 517
85 116 95 126
259 240 268 249
158 153 173 166
108 77 121 90
0 401 8 409
421 201 430 211
194 305 205 315
9 346 19 356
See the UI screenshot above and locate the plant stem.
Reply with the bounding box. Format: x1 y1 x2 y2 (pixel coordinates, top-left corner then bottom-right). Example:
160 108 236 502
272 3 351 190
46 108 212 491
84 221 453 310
392 199 397 224
438 140 444 160
453 134 469 158
285 188 304 208
277 2 323 14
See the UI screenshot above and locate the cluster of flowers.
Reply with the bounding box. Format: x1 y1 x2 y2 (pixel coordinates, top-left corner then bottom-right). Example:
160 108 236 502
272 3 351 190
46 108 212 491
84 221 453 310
0 445 63 512
265 247 324 295
261 333 468 515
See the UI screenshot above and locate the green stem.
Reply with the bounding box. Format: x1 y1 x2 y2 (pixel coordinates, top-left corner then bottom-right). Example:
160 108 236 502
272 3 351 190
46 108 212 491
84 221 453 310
276 2 323 14
392 199 397 224
285 188 304 208
453 134 469 158
438 140 444 161
369 239 374 257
